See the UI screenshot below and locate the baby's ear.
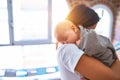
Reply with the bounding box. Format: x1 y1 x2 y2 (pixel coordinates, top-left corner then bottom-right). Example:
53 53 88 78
71 25 78 32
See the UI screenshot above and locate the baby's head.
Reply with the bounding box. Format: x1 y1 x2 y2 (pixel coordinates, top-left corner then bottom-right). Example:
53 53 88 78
54 20 80 44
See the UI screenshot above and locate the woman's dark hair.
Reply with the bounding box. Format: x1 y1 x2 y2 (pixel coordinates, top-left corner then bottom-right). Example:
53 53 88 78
66 5 100 28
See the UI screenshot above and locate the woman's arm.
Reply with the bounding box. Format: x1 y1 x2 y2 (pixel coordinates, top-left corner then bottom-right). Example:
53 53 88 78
75 54 120 80
111 59 120 76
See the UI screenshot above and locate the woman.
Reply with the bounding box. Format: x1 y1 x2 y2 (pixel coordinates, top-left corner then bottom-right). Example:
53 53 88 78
55 4 120 80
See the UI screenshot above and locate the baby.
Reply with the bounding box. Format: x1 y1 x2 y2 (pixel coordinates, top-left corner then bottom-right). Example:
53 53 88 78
54 20 118 67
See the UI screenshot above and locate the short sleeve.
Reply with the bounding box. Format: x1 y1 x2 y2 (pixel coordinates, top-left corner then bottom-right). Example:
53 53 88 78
57 44 84 73
79 29 106 56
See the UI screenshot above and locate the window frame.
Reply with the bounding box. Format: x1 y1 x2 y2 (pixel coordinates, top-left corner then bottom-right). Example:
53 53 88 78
0 0 52 46
1 0 52 46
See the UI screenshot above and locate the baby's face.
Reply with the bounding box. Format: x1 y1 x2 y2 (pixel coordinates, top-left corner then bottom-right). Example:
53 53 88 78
54 20 80 44
61 28 79 44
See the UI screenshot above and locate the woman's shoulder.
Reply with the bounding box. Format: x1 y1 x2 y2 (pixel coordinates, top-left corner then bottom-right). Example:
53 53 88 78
57 43 78 50
57 43 84 55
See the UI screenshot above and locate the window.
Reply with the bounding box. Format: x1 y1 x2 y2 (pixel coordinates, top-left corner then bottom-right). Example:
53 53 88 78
0 0 69 45
0 0 51 45
0 0 10 45
12 0 51 45
52 0 69 42
92 4 113 40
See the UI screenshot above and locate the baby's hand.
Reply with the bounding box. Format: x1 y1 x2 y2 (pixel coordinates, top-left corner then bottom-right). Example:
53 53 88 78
56 42 59 49
81 77 89 80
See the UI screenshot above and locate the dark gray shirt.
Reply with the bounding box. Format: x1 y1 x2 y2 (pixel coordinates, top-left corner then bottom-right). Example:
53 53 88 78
78 27 118 67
